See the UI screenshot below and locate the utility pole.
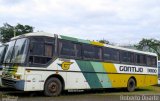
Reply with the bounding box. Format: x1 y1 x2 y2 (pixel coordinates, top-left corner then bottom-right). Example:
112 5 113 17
14 26 16 37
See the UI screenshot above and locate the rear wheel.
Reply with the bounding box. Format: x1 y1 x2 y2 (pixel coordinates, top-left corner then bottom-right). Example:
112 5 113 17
127 78 136 92
44 77 62 96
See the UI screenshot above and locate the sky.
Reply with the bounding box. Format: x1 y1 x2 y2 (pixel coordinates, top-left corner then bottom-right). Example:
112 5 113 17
0 0 160 45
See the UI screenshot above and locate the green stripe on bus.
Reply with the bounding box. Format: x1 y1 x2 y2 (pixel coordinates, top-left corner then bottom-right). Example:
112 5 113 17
90 62 112 88
60 35 78 42
76 60 102 88
77 39 90 44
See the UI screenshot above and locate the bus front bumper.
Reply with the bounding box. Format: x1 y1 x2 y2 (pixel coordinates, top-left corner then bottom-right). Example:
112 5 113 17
1 78 25 90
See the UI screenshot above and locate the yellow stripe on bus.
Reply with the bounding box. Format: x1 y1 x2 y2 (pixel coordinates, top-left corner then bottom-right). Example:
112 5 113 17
90 41 104 46
102 63 157 87
103 63 117 73
144 75 158 86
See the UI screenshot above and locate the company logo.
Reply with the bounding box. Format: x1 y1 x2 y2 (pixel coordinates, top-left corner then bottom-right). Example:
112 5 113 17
119 66 143 73
58 62 73 70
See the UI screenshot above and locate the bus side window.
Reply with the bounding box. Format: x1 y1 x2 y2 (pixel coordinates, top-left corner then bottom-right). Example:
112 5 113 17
147 56 157 67
45 44 53 57
103 47 119 62
135 54 146 66
82 45 101 60
152 57 157 67
29 37 54 66
121 51 134 64
59 40 82 59
30 42 44 56
76 44 82 58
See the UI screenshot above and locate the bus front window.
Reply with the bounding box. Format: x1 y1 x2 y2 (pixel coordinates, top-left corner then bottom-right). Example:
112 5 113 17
4 40 16 63
4 38 29 64
0 45 7 64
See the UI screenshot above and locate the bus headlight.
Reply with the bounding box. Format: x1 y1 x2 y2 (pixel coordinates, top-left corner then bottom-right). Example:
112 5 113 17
14 74 21 80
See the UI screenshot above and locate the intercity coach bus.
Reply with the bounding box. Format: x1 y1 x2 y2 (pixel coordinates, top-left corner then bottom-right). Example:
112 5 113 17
1 32 158 96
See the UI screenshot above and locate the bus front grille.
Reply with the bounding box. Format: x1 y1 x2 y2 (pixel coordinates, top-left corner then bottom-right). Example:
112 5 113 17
2 78 16 88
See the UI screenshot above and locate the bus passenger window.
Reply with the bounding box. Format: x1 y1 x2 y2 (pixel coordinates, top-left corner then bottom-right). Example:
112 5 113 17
59 41 75 57
59 40 81 58
135 54 146 66
151 57 157 67
45 44 53 57
121 51 134 63
30 43 44 56
103 48 119 62
76 44 82 58
82 45 101 60
147 56 157 67
29 37 54 66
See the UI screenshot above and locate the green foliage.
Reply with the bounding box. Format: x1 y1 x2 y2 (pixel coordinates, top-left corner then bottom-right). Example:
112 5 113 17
99 39 109 44
134 38 160 59
0 23 34 42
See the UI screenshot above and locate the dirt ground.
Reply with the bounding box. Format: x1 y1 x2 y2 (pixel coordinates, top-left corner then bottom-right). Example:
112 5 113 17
1 86 160 101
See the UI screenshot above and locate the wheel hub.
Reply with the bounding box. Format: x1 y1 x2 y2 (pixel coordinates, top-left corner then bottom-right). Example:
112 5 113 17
48 82 57 93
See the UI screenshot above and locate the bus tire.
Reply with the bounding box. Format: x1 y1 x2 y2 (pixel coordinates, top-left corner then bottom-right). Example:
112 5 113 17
127 78 136 92
44 77 62 96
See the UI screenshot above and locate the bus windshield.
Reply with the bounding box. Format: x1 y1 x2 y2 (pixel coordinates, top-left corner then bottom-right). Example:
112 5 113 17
0 45 7 63
4 38 29 64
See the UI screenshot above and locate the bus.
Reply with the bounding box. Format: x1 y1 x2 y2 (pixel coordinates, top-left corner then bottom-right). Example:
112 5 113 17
1 32 158 96
0 43 8 86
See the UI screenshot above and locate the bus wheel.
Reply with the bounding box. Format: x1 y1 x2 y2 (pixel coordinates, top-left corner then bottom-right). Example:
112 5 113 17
44 77 62 96
127 78 136 92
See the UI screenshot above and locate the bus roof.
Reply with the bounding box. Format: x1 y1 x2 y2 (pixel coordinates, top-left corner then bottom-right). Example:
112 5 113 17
11 32 157 56
0 42 8 46
11 32 55 40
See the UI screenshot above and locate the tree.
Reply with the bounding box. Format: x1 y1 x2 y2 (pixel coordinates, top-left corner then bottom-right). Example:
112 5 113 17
134 38 160 59
0 23 34 42
99 39 110 44
99 39 116 45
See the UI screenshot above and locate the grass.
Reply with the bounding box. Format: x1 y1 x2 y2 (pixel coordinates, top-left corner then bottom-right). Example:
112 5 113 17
96 85 160 96
0 85 160 97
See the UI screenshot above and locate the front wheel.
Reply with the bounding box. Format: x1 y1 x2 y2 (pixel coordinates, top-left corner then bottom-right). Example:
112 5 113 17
127 78 136 92
44 77 62 96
